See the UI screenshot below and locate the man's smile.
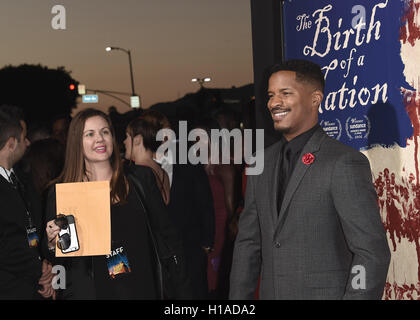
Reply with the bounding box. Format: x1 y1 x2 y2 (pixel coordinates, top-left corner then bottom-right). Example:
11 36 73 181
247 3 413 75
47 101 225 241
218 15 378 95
271 107 291 120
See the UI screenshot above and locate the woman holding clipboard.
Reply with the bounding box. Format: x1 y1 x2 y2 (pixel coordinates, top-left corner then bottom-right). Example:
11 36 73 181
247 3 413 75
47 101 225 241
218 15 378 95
45 108 191 300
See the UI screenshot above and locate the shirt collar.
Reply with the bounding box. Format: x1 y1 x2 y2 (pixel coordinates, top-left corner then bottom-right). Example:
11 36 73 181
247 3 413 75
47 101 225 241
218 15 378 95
0 166 14 183
282 124 320 156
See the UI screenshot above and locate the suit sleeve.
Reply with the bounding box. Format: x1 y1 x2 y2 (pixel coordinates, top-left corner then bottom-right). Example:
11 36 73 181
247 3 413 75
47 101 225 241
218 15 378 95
44 186 57 263
331 151 390 300
25 177 50 263
45 185 56 223
229 173 261 300
44 185 69 270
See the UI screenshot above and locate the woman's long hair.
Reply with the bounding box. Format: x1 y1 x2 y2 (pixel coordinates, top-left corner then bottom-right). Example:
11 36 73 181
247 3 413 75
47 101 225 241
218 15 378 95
56 108 128 204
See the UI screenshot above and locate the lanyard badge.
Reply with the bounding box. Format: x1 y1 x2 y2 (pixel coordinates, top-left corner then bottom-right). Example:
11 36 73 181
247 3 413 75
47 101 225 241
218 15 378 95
8 171 38 248
26 225 39 248
106 245 131 280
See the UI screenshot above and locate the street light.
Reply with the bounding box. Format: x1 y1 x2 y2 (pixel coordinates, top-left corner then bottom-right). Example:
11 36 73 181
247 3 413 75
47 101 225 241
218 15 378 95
105 46 136 98
192 77 211 89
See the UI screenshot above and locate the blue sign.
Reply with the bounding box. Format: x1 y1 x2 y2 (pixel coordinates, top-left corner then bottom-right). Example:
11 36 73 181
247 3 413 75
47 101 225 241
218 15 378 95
282 0 413 151
82 94 99 103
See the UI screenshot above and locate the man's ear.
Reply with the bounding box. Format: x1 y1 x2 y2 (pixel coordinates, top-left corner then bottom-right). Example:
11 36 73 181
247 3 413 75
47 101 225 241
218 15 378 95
6 137 17 152
312 90 324 108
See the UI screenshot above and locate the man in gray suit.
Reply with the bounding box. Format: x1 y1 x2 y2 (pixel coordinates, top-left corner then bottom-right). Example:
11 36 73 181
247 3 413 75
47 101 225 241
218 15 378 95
229 59 390 300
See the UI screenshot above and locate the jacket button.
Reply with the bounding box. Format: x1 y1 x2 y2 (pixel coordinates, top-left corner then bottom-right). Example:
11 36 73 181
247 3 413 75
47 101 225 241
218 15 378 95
275 242 281 248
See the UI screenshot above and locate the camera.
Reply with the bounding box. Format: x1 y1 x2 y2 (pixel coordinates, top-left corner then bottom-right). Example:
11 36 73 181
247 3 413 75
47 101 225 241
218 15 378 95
55 214 80 253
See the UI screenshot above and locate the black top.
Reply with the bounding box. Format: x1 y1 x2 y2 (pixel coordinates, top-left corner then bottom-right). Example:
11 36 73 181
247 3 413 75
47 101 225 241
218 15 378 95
282 124 320 178
166 163 214 298
92 180 157 299
168 163 215 251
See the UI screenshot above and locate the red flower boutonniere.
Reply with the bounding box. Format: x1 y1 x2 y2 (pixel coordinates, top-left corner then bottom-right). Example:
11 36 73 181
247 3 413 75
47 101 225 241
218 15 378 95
302 153 315 165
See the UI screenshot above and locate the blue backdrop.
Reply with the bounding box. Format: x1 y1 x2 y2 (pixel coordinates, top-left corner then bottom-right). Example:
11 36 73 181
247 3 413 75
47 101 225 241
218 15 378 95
283 0 413 150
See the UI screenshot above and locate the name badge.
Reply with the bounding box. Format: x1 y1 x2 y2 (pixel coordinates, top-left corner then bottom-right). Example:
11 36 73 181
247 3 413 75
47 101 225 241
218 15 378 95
106 246 131 280
26 226 39 248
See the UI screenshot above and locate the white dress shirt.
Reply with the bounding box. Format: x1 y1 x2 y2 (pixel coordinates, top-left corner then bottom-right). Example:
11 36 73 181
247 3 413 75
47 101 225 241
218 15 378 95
0 166 14 183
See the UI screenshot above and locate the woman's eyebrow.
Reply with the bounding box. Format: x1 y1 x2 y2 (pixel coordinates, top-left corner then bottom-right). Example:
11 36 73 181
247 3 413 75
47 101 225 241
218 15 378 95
83 126 110 133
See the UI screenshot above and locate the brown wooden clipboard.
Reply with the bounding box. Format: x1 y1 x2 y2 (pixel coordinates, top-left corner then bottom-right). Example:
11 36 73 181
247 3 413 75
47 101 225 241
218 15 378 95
55 181 111 257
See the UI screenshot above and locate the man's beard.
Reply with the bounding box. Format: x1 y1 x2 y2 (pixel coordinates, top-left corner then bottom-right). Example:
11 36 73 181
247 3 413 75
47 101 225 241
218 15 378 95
273 121 290 134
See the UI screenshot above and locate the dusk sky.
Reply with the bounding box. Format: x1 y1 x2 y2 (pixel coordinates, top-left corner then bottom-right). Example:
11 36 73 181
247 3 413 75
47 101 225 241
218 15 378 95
0 0 253 114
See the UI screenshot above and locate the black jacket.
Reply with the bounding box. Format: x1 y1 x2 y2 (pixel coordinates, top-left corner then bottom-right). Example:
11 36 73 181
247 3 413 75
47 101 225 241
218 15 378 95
0 171 45 299
165 163 215 298
168 163 215 253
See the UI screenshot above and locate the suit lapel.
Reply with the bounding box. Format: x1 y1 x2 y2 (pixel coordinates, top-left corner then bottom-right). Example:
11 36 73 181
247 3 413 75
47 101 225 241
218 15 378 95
269 140 286 227
0 174 12 190
274 127 327 236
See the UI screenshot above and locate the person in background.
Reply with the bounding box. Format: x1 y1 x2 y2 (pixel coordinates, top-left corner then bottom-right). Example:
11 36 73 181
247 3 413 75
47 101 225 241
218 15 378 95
26 122 51 144
137 110 215 299
124 117 170 205
51 114 71 146
194 118 236 299
0 104 55 299
139 110 174 186
19 138 65 201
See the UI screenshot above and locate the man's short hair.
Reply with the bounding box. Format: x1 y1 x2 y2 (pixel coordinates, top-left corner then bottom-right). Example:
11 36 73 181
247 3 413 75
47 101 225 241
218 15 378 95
0 105 24 150
268 59 325 93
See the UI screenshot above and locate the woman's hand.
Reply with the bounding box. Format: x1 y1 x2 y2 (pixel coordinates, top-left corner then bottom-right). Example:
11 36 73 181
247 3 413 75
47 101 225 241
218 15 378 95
46 220 60 249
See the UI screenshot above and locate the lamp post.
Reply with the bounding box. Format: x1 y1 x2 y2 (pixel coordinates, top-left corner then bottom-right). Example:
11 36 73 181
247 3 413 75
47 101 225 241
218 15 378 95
106 46 136 97
191 77 211 89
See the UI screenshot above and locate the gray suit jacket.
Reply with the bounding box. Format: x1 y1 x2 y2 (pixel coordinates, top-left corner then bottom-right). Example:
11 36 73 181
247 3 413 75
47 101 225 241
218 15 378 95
229 127 390 300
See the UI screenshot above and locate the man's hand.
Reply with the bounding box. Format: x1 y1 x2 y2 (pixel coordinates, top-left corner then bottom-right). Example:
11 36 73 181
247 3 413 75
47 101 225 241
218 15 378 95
202 246 213 255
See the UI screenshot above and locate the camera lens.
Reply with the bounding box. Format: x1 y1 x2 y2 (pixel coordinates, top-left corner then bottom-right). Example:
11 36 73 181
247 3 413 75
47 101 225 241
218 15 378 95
58 233 71 250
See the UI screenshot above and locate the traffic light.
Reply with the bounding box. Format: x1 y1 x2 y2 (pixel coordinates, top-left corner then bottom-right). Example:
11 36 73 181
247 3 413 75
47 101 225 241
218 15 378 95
69 84 75 91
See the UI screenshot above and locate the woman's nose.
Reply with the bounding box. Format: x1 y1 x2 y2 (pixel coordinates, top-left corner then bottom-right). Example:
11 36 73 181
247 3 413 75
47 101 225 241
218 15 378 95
96 133 105 142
